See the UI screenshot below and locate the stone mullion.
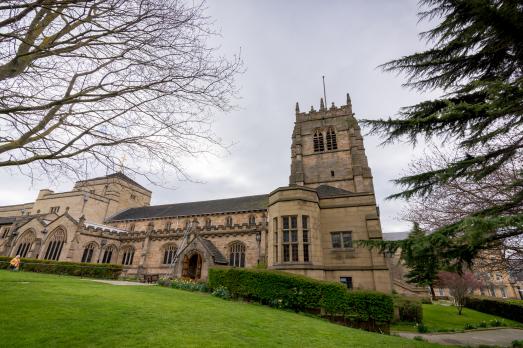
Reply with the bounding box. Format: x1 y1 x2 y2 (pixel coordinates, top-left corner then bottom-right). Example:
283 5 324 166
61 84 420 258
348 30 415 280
297 215 303 263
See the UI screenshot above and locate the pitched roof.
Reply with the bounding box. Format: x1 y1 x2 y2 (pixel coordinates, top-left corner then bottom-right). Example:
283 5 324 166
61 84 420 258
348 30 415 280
76 172 150 192
200 238 228 264
107 194 268 221
316 184 355 198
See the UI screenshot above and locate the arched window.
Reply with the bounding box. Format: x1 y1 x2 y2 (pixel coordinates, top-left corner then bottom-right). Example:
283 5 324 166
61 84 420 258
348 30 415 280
162 244 177 265
248 215 256 226
81 242 97 263
313 129 325 152
205 218 212 228
43 229 66 261
226 216 233 227
229 242 245 267
129 223 136 232
165 221 172 230
15 230 35 258
121 246 135 265
101 244 117 264
326 127 338 150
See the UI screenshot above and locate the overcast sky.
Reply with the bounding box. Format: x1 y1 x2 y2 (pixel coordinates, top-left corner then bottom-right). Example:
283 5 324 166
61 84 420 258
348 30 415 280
0 0 441 233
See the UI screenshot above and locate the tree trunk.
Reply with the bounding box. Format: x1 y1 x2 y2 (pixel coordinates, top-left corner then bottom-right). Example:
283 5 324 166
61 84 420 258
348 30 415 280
429 284 436 301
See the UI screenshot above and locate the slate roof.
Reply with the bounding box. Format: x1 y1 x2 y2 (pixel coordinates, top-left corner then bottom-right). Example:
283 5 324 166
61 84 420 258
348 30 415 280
200 238 228 264
76 172 151 192
0 216 17 225
316 184 356 198
107 194 269 221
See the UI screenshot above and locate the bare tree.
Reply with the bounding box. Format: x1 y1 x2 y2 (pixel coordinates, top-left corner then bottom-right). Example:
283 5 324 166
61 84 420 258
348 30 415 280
0 0 241 182
400 145 523 274
437 271 482 315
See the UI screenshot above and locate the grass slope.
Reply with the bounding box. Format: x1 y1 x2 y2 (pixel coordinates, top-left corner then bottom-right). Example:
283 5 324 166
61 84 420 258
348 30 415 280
392 303 523 333
0 270 443 348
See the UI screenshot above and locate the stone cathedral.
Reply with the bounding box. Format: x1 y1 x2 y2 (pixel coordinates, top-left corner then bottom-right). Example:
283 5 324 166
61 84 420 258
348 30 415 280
0 95 391 293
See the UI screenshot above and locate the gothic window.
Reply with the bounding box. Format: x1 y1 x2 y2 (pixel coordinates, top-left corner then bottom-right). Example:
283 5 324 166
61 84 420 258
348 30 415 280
101 245 117 264
313 129 325 152
129 223 136 232
248 215 256 226
282 216 298 262
163 244 177 265
500 286 507 298
326 127 338 150
226 216 233 227
121 246 135 265
302 215 310 262
81 242 97 263
1 227 10 238
229 242 245 267
205 218 212 228
50 206 60 214
15 230 35 258
43 229 66 261
331 231 352 249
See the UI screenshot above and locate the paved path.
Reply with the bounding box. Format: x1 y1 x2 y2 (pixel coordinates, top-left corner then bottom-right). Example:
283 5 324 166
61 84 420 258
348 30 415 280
86 279 155 286
398 328 523 347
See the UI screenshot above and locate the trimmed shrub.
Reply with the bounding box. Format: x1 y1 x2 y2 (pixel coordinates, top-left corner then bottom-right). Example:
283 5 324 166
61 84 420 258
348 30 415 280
416 323 428 333
0 256 122 279
208 267 393 326
393 295 423 323
465 296 523 323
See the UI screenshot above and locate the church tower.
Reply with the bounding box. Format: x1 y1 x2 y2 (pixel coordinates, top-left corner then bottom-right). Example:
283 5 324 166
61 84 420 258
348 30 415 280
289 94 374 193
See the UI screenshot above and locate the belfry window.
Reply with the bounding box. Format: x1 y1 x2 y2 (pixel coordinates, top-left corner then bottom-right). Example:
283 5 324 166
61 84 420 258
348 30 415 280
163 244 177 264
229 242 246 267
43 229 66 261
81 242 97 263
313 129 325 152
121 246 135 265
326 127 338 150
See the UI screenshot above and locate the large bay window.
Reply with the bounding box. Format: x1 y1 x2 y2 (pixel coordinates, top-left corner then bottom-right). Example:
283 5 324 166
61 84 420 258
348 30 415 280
276 215 310 263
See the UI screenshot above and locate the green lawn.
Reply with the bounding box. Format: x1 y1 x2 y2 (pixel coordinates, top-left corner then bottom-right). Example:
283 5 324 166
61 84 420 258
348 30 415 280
392 303 523 333
0 271 443 348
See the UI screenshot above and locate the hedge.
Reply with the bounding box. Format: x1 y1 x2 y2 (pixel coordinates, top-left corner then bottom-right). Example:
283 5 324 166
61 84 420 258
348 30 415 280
392 295 423 323
208 267 393 325
465 296 523 323
0 256 122 279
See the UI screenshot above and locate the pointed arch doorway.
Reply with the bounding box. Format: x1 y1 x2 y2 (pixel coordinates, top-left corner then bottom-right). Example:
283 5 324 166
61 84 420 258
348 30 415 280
182 252 203 280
